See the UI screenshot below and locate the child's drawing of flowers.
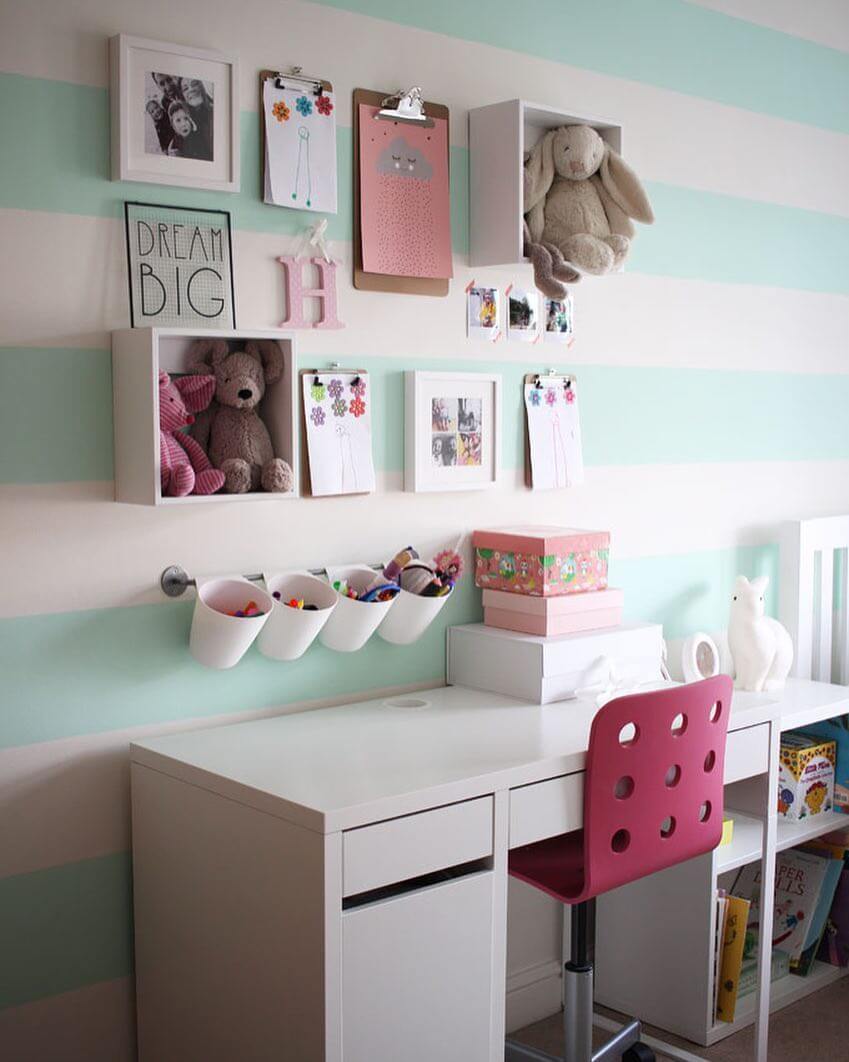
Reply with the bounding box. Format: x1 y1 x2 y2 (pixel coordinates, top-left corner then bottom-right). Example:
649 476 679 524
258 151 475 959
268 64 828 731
310 382 326 402
316 95 333 116
295 95 313 117
350 395 366 418
272 100 291 123
327 378 344 399
310 406 325 427
529 389 541 407
545 388 557 406
350 378 366 398
332 397 347 417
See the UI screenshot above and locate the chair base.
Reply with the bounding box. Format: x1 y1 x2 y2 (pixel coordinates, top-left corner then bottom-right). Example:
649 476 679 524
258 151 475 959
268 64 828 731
505 961 642 1062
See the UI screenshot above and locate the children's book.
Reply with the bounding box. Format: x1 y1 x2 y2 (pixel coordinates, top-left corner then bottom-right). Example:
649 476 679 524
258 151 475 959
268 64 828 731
819 865 849 967
713 892 727 1021
737 948 790 999
733 849 830 965
716 894 751 1022
795 842 846 974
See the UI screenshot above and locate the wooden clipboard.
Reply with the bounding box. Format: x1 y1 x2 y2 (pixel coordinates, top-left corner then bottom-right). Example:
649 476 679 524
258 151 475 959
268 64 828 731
352 88 450 297
298 367 369 497
259 70 334 204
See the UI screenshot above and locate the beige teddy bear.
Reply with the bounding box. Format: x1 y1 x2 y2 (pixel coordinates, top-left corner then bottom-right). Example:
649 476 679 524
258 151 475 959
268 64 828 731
189 338 294 494
524 124 654 298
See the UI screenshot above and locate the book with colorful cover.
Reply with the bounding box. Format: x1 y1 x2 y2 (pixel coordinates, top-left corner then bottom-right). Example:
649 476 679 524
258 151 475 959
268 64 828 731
794 841 847 975
716 894 751 1022
732 849 830 964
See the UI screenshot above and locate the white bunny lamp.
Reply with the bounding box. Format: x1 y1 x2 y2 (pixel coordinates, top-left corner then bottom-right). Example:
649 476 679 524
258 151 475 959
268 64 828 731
727 575 793 692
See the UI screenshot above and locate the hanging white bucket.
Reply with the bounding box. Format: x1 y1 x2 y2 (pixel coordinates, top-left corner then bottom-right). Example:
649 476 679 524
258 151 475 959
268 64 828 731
189 578 273 669
319 565 398 653
258 572 338 661
377 585 453 645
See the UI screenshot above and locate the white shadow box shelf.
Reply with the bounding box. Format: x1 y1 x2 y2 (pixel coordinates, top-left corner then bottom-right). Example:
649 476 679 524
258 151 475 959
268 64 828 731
469 98 622 267
112 327 298 506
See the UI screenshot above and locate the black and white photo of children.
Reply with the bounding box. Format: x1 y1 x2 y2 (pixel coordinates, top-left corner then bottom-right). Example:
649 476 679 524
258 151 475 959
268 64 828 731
145 72 214 161
431 433 458 467
457 397 481 434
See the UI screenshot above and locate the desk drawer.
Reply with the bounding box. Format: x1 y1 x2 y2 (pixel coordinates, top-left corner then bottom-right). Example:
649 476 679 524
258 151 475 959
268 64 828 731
725 724 769 783
510 774 583 849
343 797 493 897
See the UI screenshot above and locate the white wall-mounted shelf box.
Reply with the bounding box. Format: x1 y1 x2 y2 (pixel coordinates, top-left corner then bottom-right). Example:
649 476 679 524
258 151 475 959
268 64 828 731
469 99 622 267
112 327 298 506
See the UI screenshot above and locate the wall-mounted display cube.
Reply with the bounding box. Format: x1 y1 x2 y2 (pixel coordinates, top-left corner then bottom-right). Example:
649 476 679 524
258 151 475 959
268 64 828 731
469 99 622 267
112 327 298 505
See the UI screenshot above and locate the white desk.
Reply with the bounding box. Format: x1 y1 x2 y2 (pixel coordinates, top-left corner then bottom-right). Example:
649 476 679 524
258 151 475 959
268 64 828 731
130 679 849 1062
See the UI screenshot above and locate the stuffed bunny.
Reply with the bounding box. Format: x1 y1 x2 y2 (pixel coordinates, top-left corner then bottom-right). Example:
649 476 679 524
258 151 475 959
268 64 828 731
158 372 225 497
728 575 794 692
189 339 294 494
524 124 654 298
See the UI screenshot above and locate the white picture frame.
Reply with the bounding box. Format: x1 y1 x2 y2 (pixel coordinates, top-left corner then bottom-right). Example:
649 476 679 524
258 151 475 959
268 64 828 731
110 34 239 192
405 370 501 493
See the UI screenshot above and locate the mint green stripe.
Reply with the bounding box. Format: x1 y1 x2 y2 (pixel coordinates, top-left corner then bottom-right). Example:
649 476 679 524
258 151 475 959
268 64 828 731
0 853 132 1009
2 72 849 293
311 0 849 134
0 544 775 749
5 349 849 484
0 348 113 484
614 544 779 641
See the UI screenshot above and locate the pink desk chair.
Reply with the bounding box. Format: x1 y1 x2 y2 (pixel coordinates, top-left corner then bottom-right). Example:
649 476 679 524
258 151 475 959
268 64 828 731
506 675 733 1062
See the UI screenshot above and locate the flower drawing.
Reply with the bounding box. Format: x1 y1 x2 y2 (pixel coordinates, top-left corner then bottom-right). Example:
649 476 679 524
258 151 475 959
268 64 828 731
350 395 366 418
350 377 366 398
310 405 325 427
295 95 313 117
327 378 344 399
332 397 347 417
529 389 542 407
316 95 334 116
565 387 575 404
310 382 326 402
272 100 291 123
545 388 557 406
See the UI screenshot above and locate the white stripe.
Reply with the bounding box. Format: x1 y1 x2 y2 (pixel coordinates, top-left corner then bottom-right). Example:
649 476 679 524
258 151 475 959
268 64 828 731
0 680 439 878
0 977 135 1062
691 0 849 53
2 210 848 373
1 1 848 215
4 460 849 619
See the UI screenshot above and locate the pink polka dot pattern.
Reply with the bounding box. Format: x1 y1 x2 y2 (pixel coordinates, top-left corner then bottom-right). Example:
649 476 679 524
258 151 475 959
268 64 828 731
373 175 437 277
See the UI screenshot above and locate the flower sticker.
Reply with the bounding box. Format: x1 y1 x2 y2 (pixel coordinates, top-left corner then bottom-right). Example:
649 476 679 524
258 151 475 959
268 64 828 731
327 378 344 399
545 388 557 406
350 377 366 398
316 94 333 116
565 386 575 404
295 95 313 117
529 389 542 407
272 100 291 123
332 397 347 418
310 406 325 427
310 382 326 402
350 395 366 418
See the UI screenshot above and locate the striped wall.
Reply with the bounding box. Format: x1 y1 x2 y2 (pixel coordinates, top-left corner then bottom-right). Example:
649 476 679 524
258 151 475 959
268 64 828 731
1 0 848 1055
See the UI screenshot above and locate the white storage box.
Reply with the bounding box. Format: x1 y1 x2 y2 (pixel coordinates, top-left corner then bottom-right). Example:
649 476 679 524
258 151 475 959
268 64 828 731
447 622 664 704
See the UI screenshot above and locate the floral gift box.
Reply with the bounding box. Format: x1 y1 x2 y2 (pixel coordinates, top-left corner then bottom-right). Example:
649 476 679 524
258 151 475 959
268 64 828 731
473 526 610 597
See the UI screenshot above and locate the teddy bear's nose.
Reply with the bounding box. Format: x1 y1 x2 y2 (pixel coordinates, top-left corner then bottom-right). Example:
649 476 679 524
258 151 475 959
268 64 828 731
238 388 252 400
569 160 582 174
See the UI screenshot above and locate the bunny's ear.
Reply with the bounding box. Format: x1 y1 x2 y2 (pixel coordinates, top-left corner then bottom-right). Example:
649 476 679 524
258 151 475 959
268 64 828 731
735 575 751 590
524 130 557 214
158 371 171 388
599 145 654 224
750 575 769 595
245 340 284 384
174 373 216 413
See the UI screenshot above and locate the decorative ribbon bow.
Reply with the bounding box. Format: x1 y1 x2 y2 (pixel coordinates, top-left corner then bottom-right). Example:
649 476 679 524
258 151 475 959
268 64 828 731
295 218 331 263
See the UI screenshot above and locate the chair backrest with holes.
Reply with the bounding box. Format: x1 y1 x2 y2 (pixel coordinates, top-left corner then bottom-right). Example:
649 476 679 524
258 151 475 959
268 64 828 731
581 675 733 900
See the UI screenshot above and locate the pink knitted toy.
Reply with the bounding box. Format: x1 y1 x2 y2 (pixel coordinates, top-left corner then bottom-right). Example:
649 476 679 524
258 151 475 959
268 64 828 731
158 372 225 497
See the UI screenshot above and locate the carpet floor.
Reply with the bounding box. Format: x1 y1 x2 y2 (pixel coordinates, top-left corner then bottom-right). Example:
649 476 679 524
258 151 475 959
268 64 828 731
511 977 848 1060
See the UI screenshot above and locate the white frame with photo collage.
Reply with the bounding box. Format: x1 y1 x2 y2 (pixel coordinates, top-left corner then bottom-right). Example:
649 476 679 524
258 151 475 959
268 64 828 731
404 371 501 492
110 34 239 192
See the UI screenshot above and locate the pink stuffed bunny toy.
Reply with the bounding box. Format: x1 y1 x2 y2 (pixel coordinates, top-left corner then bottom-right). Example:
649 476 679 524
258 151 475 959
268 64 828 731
159 372 225 497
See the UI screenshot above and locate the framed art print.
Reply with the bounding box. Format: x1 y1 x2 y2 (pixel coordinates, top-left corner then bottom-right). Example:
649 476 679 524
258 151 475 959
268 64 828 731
124 202 236 328
405 371 501 492
110 34 239 192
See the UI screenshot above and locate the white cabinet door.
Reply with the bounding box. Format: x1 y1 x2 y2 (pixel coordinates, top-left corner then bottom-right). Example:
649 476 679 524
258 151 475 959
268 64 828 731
342 871 495 1062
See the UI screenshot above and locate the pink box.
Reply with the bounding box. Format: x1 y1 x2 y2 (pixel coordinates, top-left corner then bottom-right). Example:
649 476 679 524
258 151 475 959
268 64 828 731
473 526 610 597
483 587 624 636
